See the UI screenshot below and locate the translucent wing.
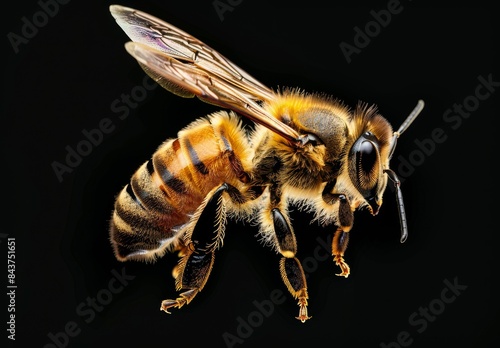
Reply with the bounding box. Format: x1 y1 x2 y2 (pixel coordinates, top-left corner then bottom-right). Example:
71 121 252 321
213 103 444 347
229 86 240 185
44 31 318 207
110 5 300 142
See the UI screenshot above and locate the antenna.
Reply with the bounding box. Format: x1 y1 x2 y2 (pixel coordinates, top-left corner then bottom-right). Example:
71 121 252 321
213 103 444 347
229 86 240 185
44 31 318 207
385 100 425 243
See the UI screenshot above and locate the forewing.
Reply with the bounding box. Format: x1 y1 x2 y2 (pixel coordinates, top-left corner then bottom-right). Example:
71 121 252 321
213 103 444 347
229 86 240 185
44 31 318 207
109 5 275 103
110 5 299 142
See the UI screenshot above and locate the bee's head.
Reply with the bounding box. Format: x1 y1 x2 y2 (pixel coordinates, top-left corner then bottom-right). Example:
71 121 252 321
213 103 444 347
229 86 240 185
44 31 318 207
269 93 423 242
347 103 393 217
347 100 425 243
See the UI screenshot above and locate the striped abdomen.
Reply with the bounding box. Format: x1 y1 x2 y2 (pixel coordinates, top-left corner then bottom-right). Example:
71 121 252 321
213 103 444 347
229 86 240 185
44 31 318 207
110 111 252 262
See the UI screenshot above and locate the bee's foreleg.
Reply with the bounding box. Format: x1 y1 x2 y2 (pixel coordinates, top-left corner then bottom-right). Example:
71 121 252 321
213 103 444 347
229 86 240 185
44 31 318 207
332 228 350 277
161 183 235 314
270 200 311 322
322 184 353 278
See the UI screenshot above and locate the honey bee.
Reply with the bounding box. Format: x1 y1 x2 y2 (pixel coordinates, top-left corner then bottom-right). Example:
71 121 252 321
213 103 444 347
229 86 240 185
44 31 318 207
109 5 424 322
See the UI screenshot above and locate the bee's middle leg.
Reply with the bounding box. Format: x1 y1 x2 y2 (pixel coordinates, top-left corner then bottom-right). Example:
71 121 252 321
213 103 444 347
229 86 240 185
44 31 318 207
271 207 311 323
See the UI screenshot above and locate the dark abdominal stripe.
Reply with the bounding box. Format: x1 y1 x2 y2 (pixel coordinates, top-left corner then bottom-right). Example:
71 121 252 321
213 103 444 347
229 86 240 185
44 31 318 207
184 138 209 175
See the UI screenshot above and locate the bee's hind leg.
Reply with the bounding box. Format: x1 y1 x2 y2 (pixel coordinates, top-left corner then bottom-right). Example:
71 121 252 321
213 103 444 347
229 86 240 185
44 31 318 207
161 249 214 312
160 183 246 314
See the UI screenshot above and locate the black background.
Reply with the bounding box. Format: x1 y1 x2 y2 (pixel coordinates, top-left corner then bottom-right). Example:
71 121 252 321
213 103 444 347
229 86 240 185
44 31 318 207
2 0 498 347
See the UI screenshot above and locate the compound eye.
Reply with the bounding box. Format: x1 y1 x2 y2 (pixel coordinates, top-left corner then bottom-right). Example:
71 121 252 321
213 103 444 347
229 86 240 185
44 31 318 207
355 140 379 191
359 141 376 174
